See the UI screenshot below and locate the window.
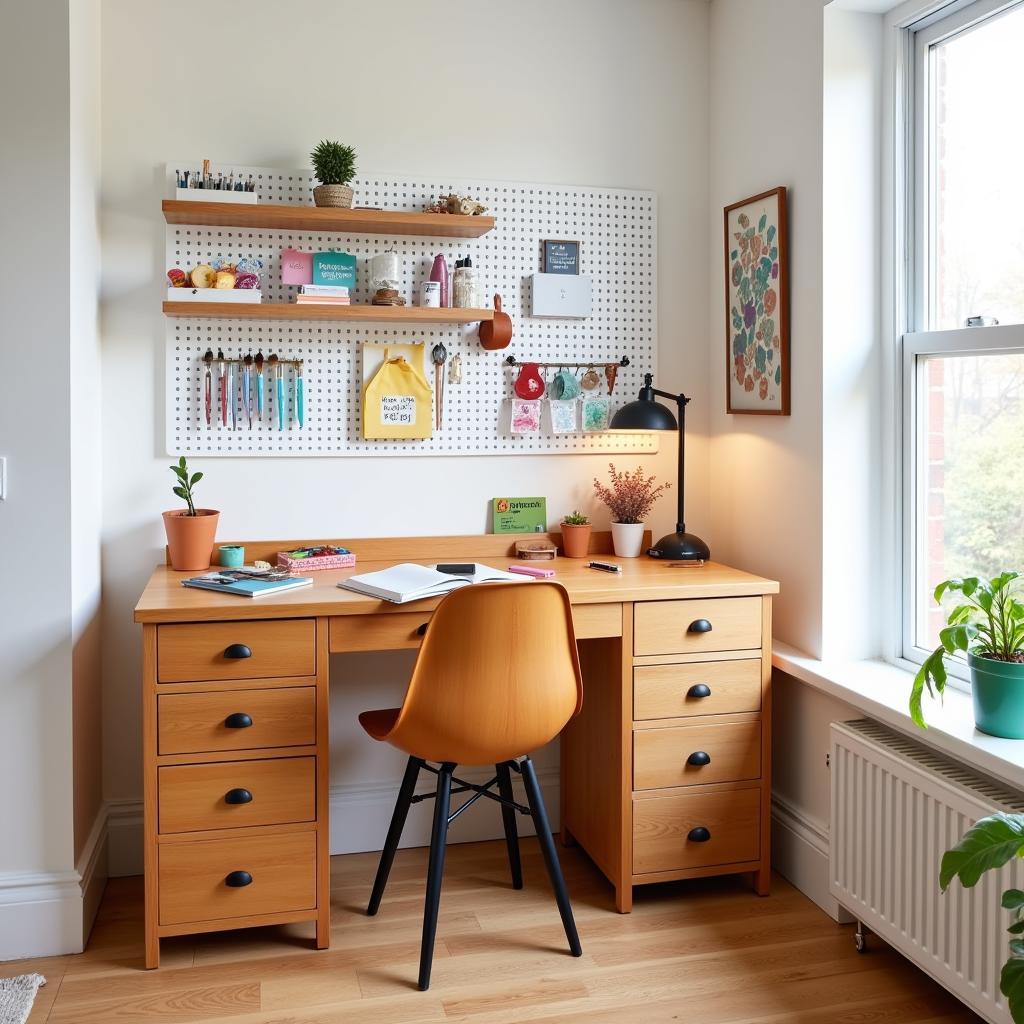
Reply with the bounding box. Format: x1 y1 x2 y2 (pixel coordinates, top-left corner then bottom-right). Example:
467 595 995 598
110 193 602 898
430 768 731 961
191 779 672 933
901 0 1024 673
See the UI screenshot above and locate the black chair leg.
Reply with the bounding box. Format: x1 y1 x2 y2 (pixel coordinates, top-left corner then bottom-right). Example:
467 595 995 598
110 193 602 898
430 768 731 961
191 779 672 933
495 761 523 890
418 761 454 991
520 755 583 957
367 756 422 915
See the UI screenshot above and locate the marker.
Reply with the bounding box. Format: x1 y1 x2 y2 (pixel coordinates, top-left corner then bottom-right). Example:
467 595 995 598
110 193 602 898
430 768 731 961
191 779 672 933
508 565 555 578
587 560 622 574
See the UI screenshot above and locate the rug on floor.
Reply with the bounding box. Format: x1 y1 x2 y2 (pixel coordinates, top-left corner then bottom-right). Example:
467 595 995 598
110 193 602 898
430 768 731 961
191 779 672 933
0 975 45 1024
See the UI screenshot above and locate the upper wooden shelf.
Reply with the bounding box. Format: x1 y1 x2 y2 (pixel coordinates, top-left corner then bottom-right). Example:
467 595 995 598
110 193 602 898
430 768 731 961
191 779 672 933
162 302 493 324
162 200 495 238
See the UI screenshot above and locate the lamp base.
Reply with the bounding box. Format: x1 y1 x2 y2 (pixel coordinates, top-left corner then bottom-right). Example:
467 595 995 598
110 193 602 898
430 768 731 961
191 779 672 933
646 531 711 562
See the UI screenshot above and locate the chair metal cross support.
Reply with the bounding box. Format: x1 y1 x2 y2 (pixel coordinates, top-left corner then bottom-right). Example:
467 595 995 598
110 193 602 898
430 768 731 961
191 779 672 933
412 761 532 823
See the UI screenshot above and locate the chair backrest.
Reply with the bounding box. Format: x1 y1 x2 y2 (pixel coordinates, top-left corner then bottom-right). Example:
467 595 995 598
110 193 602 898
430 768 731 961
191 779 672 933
385 581 583 765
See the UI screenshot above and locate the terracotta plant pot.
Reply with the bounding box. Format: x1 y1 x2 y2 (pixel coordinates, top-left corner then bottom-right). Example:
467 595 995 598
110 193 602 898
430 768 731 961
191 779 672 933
559 523 592 558
163 509 220 571
312 183 354 208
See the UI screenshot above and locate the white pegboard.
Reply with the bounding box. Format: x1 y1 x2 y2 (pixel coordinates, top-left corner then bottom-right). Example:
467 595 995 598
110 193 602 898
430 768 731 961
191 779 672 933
165 164 658 457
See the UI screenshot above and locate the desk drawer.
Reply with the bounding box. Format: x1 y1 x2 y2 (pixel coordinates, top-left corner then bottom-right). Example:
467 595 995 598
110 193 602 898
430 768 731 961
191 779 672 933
157 619 315 683
158 687 316 755
158 757 315 834
330 612 428 653
159 832 316 926
633 787 760 874
572 603 622 640
634 597 761 656
634 721 761 790
634 660 761 721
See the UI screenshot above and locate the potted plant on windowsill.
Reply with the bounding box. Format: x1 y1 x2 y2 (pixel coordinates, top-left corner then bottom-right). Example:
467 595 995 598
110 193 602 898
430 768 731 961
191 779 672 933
162 456 219 571
310 140 357 208
910 571 1024 738
559 511 592 559
593 463 670 558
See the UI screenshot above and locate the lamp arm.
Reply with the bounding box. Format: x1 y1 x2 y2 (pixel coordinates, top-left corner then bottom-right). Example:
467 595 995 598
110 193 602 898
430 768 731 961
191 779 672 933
651 390 689 533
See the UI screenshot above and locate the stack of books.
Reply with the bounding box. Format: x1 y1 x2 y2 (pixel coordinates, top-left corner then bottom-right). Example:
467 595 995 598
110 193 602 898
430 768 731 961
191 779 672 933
295 284 351 305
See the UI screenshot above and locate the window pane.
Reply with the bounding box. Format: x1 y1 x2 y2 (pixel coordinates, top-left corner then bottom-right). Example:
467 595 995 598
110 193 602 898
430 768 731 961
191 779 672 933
930 4 1024 329
915 352 1024 650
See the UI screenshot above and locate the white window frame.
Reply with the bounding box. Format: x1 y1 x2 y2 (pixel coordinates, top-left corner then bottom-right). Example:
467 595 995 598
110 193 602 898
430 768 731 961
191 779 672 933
889 0 1024 682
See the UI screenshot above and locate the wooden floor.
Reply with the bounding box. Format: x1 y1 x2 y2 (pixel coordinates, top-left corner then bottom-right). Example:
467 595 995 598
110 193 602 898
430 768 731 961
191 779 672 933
6 838 981 1023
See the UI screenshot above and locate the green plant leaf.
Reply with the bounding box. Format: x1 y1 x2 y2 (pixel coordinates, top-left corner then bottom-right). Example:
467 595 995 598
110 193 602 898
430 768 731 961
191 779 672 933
1005 890 1024 910
178 456 187 469
1010 939 1024 956
172 486 189 502
189 472 203 486
1004 958 1024 1022
940 813 1024 890
910 648 946 728
946 604 975 626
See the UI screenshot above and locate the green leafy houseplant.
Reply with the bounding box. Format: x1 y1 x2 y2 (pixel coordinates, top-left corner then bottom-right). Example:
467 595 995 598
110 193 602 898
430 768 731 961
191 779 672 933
310 140 356 209
162 456 219 571
170 456 203 515
910 571 1024 734
942 813 1024 1021
310 140 356 186
562 510 590 526
559 509 592 558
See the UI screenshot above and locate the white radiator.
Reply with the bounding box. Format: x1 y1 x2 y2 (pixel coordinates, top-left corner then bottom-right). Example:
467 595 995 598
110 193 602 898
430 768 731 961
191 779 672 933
830 719 1024 1024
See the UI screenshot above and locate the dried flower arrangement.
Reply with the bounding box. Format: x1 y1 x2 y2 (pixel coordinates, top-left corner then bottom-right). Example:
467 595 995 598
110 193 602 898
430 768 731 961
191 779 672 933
593 464 670 525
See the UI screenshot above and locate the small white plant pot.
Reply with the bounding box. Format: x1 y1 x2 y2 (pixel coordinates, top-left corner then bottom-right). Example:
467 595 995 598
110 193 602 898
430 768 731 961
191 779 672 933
611 522 645 558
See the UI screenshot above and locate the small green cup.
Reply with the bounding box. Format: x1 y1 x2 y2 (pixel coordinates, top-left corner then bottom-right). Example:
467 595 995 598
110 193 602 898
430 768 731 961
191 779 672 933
218 545 245 568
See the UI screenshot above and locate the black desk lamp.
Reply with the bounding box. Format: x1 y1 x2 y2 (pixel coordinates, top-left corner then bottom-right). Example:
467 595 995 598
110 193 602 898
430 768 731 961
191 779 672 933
610 373 710 561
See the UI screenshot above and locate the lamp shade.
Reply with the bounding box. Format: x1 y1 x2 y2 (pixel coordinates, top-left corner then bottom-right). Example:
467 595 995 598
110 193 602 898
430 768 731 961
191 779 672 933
609 398 677 432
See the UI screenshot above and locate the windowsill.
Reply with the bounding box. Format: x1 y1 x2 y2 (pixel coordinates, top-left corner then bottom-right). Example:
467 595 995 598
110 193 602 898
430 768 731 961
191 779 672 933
772 640 1024 792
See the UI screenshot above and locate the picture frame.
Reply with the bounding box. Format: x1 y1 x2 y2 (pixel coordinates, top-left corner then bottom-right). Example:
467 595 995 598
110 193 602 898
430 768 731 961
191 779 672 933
541 238 580 275
724 187 789 415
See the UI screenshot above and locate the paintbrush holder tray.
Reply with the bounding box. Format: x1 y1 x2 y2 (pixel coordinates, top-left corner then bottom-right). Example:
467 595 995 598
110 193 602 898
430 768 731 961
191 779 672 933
167 289 263 304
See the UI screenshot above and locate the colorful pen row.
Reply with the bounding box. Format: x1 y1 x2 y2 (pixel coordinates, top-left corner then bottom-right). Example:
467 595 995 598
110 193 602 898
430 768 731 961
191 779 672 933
202 349 304 430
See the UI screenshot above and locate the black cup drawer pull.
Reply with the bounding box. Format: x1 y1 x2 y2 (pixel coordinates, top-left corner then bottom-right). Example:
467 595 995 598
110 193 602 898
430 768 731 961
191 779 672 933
687 827 712 843
686 751 712 767
224 643 252 660
224 870 253 887
416 622 429 637
686 684 712 699
224 712 253 729
687 619 713 634
224 788 253 805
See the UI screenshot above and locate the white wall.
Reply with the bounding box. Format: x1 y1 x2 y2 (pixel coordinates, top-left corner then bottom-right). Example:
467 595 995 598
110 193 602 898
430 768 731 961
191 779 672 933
707 0 887 919
99 0 712 868
0 0 102 958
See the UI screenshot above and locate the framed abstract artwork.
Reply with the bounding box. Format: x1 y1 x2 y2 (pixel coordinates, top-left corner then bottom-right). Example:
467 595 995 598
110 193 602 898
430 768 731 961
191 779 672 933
724 187 789 415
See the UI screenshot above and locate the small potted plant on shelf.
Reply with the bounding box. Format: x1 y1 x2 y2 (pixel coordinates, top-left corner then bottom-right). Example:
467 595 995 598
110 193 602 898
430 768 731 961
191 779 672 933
910 570 1024 738
593 463 670 558
163 456 219 571
941 812 1024 1022
310 140 357 208
559 510 592 559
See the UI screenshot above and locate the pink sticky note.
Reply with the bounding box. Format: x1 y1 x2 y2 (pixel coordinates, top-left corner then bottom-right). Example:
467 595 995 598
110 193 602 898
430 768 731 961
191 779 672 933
281 248 313 285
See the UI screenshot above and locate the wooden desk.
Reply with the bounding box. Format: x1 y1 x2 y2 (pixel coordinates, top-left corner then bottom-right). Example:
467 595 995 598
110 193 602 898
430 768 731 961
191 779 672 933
134 533 778 968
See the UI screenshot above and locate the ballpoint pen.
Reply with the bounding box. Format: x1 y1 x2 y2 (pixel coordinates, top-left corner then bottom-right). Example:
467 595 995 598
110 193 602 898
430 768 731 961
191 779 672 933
203 349 213 427
217 349 227 427
243 353 253 429
295 361 304 429
254 350 264 420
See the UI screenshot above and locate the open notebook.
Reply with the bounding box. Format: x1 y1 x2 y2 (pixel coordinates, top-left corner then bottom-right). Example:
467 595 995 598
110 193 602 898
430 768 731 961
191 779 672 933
337 563 523 604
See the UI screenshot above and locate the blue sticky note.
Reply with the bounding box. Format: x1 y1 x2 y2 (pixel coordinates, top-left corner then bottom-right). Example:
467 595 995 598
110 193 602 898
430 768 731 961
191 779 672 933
313 250 357 288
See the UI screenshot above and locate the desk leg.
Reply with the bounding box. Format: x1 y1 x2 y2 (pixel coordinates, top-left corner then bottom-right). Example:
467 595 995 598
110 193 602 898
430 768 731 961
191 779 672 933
615 883 633 914
142 625 160 969
315 617 331 950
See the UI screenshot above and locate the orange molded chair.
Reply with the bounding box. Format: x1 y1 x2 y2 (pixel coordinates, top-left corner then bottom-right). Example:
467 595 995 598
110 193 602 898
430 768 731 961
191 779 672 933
359 581 584 990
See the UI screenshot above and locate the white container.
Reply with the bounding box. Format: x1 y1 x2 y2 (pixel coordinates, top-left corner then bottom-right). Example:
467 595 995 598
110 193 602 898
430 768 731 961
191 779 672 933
530 272 592 318
174 187 257 204
167 288 262 304
370 251 400 291
611 522 645 558
419 281 441 308
452 261 480 308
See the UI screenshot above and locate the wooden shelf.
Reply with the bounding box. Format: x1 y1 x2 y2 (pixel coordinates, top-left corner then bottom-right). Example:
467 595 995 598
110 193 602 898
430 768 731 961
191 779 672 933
162 200 494 238
162 302 494 324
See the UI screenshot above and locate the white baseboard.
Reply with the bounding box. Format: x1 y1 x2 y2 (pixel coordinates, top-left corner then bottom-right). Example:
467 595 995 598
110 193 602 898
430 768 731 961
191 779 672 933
76 804 108 945
770 793 852 923
107 765 560 878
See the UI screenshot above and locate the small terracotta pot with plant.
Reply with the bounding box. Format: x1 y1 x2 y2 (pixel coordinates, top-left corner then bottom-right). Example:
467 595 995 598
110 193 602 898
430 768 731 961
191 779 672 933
311 140 357 208
559 511 592 558
163 456 219 571
593 463 670 558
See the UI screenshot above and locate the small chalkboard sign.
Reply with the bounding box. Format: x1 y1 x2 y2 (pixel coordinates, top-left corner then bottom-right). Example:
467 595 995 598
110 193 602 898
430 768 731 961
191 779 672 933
541 239 580 275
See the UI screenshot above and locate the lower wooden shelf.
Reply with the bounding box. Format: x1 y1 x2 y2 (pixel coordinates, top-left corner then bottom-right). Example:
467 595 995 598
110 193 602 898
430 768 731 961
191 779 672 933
162 301 493 324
